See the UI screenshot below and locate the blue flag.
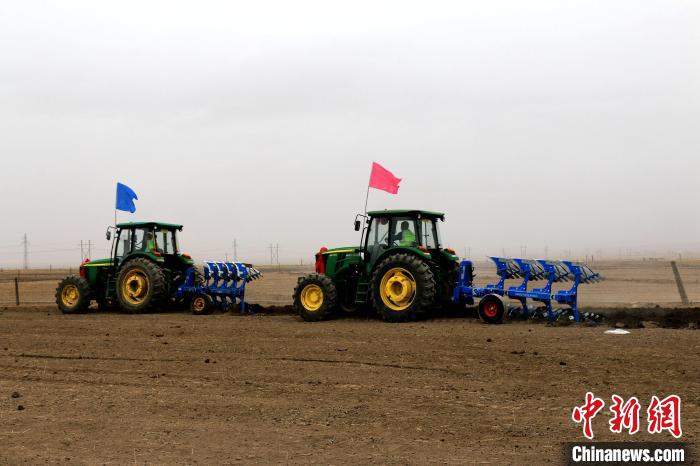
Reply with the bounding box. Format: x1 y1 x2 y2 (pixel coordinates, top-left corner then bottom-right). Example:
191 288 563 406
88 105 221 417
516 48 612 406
116 182 138 213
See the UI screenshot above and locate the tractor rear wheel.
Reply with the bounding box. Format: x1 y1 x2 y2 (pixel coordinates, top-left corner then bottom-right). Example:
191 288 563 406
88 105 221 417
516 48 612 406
478 294 506 324
55 276 91 314
116 258 167 313
293 273 337 321
371 253 436 322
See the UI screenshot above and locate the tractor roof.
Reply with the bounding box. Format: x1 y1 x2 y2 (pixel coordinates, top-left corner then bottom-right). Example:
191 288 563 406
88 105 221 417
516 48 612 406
116 221 183 230
367 209 445 219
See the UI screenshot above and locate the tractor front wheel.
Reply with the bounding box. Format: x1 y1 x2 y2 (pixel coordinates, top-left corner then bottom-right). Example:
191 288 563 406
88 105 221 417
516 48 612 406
55 276 91 314
371 253 436 322
293 274 337 321
116 258 167 313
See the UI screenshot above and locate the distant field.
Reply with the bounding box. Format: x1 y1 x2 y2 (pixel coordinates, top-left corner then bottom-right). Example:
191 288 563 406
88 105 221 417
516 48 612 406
1 260 699 309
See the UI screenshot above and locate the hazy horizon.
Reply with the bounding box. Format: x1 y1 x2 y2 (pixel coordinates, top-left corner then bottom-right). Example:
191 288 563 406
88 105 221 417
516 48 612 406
1 1 698 267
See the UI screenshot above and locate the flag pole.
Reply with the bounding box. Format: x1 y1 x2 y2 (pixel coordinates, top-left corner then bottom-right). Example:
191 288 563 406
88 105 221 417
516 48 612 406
363 185 370 216
364 163 373 215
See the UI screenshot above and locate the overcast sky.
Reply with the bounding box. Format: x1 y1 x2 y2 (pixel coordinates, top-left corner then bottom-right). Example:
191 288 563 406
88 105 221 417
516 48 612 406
0 0 698 267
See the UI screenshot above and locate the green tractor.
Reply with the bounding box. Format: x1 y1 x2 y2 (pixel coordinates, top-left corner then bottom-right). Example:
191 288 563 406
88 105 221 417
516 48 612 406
293 210 460 322
56 222 196 314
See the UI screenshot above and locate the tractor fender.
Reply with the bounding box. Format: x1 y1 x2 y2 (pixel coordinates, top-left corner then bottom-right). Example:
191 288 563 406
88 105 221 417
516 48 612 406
371 247 432 272
118 252 164 268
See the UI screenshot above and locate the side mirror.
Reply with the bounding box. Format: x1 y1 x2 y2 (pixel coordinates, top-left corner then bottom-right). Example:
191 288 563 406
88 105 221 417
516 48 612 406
354 220 361 231
106 230 111 240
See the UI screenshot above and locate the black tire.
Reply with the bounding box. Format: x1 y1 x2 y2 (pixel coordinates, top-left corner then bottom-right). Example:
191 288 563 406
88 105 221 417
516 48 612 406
293 273 338 322
339 301 360 314
55 276 91 314
190 293 213 315
370 253 436 322
116 258 167 313
478 294 506 324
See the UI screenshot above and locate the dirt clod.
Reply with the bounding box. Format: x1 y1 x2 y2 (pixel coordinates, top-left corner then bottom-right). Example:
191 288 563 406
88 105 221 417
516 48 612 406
11 391 20 398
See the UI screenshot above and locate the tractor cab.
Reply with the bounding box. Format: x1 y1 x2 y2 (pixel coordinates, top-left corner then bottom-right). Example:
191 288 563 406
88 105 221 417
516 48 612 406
360 210 452 271
108 222 192 269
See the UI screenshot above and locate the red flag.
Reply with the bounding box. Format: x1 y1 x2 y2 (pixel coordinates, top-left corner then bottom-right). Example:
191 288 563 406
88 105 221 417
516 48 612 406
368 162 401 194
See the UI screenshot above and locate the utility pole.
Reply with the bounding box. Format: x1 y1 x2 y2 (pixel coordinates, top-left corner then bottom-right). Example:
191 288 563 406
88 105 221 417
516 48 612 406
88 240 92 259
520 245 527 257
269 243 279 265
80 240 84 263
233 239 238 262
22 233 28 270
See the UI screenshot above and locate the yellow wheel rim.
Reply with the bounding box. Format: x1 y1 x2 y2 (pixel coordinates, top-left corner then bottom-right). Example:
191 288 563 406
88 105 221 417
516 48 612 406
300 284 324 311
61 284 79 307
379 267 416 311
121 270 150 305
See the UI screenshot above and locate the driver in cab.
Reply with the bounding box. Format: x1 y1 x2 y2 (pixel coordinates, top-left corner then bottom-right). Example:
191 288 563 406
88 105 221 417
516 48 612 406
397 221 416 246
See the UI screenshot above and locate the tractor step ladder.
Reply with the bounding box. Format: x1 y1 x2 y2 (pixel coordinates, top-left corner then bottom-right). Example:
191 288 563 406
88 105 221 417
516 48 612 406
354 279 370 305
105 275 118 301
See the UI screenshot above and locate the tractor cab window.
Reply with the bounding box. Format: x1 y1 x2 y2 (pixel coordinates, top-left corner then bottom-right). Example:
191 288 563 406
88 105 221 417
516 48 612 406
392 217 417 247
115 229 132 258
365 216 390 260
133 228 154 252
155 229 177 254
420 218 439 249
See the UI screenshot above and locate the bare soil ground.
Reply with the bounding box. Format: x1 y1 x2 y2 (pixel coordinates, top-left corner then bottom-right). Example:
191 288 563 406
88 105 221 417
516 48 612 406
0 260 698 464
1 309 698 465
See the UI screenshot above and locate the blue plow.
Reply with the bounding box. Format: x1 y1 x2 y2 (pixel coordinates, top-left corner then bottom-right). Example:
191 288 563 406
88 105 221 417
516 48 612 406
452 257 602 322
176 261 263 314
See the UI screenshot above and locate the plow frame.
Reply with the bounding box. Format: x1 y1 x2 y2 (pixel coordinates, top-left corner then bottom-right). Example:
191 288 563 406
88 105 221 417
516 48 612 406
176 261 262 314
452 257 601 322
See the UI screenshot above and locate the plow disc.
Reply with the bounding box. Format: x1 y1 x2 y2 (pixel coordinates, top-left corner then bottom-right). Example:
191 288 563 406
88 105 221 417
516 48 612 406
176 261 262 314
452 257 603 322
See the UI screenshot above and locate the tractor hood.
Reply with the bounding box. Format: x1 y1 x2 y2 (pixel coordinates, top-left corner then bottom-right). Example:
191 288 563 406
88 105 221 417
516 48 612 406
322 246 360 255
82 257 113 267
